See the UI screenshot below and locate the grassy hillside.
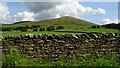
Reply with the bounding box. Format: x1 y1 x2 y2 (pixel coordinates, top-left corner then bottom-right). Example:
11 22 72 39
4 16 96 28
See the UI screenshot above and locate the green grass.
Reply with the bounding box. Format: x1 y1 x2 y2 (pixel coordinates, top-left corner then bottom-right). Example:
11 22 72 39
3 46 119 66
2 43 120 67
1 31 81 37
57 28 120 33
1 28 120 37
78 28 120 33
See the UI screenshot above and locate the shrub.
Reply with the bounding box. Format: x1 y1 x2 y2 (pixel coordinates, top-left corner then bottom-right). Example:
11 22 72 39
101 23 120 30
31 25 41 29
33 29 38 31
2 27 13 31
56 25 64 30
20 29 27 32
15 26 29 31
96 25 100 28
24 26 31 29
39 27 45 31
46 26 55 31
91 26 97 28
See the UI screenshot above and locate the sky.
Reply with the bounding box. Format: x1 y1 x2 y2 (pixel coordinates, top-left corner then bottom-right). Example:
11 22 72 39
0 0 119 25
1 0 120 2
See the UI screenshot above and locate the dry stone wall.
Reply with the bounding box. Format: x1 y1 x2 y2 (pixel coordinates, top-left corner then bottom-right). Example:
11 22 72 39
2 33 120 61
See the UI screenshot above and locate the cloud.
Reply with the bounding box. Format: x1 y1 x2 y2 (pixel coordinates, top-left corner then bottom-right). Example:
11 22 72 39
14 11 35 22
0 2 35 24
0 1 106 24
54 14 61 18
22 0 83 2
25 1 106 21
80 0 119 2
0 3 12 24
2 0 119 2
91 8 106 15
102 18 119 24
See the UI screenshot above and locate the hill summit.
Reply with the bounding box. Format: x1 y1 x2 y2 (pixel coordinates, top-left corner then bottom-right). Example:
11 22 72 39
12 16 97 27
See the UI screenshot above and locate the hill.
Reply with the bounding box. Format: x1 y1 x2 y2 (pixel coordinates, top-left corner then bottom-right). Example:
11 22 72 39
11 16 97 27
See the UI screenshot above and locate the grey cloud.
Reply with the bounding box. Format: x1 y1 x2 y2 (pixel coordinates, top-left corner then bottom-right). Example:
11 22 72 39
24 2 106 21
25 2 62 13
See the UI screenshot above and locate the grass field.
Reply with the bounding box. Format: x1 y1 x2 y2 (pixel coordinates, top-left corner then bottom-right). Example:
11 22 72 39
1 31 80 37
1 28 120 37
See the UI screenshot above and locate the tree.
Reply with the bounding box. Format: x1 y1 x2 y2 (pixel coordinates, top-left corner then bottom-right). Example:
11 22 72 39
101 23 120 30
31 25 41 29
56 25 64 30
91 26 97 28
21 29 27 32
24 26 31 29
33 29 38 31
96 25 100 28
2 27 12 31
46 26 55 31
39 27 45 31
117 23 120 30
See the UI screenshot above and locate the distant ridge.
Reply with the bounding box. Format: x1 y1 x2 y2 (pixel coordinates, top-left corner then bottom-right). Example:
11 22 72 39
13 21 32 24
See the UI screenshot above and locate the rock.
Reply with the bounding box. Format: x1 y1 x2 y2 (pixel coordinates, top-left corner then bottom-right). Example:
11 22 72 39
30 44 35 47
109 38 116 41
55 35 63 40
76 34 81 38
45 40 52 44
52 39 58 42
68 46 75 50
57 40 65 43
47 35 55 40
51 54 58 58
37 40 44 44
41 34 48 40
